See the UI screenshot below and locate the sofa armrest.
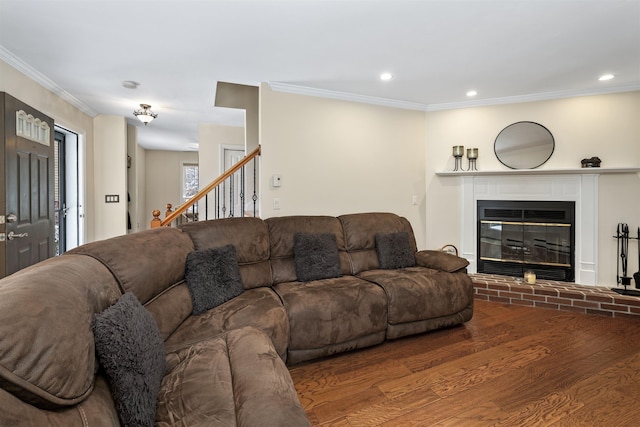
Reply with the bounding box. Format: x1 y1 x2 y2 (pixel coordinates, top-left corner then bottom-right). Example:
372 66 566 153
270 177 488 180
415 250 469 273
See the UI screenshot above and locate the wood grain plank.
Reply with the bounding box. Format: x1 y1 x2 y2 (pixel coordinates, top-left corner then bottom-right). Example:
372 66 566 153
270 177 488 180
290 300 640 426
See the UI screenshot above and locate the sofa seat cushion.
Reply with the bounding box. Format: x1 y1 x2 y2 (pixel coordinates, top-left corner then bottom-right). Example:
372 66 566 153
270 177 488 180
274 276 387 357
157 327 310 427
358 268 473 326
157 334 235 426
164 287 290 362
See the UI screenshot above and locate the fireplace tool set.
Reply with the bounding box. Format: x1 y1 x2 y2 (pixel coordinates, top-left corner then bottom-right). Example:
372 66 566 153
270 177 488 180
612 223 640 296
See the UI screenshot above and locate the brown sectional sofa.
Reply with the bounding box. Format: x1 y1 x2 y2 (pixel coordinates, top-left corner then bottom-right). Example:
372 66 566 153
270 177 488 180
0 212 473 426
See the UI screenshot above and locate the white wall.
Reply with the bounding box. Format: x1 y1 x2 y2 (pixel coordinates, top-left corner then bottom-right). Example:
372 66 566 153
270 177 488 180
425 91 640 285
198 123 245 186
127 125 148 233
214 82 258 151
260 83 428 249
144 150 199 228
93 115 127 240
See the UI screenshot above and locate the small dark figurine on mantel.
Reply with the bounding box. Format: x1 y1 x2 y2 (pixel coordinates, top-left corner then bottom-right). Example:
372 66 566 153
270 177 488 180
581 156 601 168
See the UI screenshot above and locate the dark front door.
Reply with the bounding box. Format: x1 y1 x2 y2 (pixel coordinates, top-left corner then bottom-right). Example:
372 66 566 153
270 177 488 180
1 93 55 278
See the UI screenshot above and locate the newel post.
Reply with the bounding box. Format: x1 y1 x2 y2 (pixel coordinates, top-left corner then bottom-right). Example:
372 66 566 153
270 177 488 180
150 203 176 228
150 210 162 228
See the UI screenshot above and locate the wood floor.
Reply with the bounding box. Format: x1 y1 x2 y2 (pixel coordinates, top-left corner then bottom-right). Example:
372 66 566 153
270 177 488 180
288 300 640 426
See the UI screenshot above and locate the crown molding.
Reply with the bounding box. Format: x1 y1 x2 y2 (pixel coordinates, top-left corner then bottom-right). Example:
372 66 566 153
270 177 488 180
425 84 640 111
269 80 640 113
268 82 428 111
0 45 97 117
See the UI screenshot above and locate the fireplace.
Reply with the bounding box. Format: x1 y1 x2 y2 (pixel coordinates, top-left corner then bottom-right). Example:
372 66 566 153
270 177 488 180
477 200 575 281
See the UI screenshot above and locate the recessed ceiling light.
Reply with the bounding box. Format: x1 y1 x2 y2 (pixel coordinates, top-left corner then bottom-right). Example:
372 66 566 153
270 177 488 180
598 74 615 81
466 90 478 97
380 72 393 81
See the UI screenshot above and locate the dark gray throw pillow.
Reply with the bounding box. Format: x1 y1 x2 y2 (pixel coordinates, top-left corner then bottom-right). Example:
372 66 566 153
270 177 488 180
376 232 416 269
294 232 342 282
92 292 166 427
185 244 244 315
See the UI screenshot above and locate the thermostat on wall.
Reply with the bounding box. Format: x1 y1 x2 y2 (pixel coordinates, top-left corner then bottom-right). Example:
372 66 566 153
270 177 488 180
272 174 282 187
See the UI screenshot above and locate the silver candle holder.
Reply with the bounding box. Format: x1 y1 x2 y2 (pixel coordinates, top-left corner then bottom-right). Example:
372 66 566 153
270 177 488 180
467 148 478 171
452 146 464 171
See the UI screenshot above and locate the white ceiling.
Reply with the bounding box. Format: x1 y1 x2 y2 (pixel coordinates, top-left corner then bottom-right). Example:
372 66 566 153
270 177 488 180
1 0 639 151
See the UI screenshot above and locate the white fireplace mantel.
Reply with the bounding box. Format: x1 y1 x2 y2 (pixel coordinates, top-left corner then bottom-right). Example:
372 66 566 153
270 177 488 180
457 173 600 285
438 167 639 285
437 168 640 285
436 167 640 177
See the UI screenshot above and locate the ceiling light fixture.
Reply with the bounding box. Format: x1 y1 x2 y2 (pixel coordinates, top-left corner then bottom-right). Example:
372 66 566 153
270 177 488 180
122 80 140 89
380 72 393 81
133 104 158 125
598 73 615 81
466 90 478 97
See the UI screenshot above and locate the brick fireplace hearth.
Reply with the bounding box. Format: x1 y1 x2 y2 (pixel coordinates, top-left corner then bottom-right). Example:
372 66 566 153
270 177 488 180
472 273 640 319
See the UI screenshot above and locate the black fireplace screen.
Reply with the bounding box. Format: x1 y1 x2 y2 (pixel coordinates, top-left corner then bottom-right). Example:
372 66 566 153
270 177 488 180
479 221 571 267
477 200 575 281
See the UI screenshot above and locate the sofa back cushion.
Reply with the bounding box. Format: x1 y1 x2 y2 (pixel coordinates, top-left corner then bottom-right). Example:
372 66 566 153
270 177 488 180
180 217 272 289
266 216 350 284
144 283 193 341
340 212 417 274
0 255 121 409
67 227 194 304
66 227 195 340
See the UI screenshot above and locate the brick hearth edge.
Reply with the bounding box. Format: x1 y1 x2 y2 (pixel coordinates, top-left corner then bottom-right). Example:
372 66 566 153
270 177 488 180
472 273 640 319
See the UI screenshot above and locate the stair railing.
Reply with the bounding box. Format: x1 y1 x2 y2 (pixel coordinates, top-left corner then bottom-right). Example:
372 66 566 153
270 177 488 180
151 145 260 228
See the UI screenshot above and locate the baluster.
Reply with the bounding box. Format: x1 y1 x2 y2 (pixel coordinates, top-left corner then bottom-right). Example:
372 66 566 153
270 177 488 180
240 164 245 217
229 174 236 218
252 157 258 217
215 186 220 219
221 181 226 218
204 194 208 221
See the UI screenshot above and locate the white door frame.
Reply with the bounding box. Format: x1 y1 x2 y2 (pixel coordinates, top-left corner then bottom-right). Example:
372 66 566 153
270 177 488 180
54 125 85 251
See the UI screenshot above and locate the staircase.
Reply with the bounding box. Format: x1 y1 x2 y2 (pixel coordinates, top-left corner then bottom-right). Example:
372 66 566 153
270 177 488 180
151 145 261 228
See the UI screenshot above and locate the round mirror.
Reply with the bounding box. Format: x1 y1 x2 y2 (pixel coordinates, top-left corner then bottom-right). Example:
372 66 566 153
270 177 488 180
494 121 555 169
